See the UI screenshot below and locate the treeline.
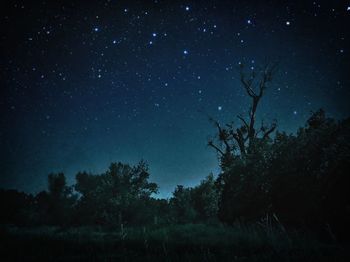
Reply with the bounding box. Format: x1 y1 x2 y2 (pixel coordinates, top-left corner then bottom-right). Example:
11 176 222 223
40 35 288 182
0 162 219 227
1 110 349 241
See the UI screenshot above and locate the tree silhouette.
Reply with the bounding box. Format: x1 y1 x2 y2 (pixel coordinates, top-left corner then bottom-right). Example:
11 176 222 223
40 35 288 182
208 62 278 168
209 61 280 223
74 161 158 225
46 173 76 225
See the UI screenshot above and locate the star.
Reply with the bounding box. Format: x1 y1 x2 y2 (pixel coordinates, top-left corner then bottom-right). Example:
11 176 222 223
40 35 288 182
185 6 190 11
218 106 222 111
152 33 157 37
293 110 297 115
286 21 290 26
93 27 99 32
247 19 252 24
183 50 188 55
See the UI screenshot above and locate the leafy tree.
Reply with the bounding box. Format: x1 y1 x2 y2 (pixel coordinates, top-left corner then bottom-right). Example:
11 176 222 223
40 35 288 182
73 171 102 224
74 161 158 226
170 185 197 223
34 190 51 224
45 173 77 225
191 174 219 222
269 110 350 239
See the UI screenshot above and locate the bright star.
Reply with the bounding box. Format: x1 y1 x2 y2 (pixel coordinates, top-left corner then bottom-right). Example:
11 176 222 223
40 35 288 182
185 6 190 11
183 50 188 55
286 21 290 26
94 27 99 32
152 33 157 37
247 19 252 24
218 106 222 111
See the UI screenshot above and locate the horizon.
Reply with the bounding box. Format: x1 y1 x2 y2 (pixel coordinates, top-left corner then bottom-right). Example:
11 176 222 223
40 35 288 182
1 109 345 199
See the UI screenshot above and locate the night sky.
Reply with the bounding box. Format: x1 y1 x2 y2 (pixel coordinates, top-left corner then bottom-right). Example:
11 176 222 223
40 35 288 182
1 0 350 198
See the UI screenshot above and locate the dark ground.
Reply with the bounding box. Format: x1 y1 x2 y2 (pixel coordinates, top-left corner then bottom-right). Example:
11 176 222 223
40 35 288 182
1 224 349 261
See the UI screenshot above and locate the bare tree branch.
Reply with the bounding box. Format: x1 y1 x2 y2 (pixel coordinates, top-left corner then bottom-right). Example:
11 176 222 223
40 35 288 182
209 61 278 162
208 140 225 156
262 122 277 140
232 133 246 157
237 115 249 131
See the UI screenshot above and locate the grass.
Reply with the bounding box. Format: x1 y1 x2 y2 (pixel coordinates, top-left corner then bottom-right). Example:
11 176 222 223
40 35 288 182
1 224 348 261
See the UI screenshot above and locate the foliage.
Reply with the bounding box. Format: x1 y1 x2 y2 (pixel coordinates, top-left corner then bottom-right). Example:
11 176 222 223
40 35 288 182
46 173 77 225
170 185 196 223
169 174 219 223
74 161 158 226
216 110 350 240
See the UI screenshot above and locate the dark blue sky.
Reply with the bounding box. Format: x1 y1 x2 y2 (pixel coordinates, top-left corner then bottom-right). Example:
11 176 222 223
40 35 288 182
1 0 349 198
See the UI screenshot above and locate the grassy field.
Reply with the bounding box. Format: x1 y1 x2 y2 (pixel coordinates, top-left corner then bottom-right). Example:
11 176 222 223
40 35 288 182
1 224 348 261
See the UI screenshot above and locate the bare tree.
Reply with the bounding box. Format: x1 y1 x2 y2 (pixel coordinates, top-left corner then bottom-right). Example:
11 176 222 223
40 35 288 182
208 62 278 161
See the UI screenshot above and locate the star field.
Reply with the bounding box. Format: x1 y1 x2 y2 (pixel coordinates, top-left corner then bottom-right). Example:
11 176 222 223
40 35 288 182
1 0 349 197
